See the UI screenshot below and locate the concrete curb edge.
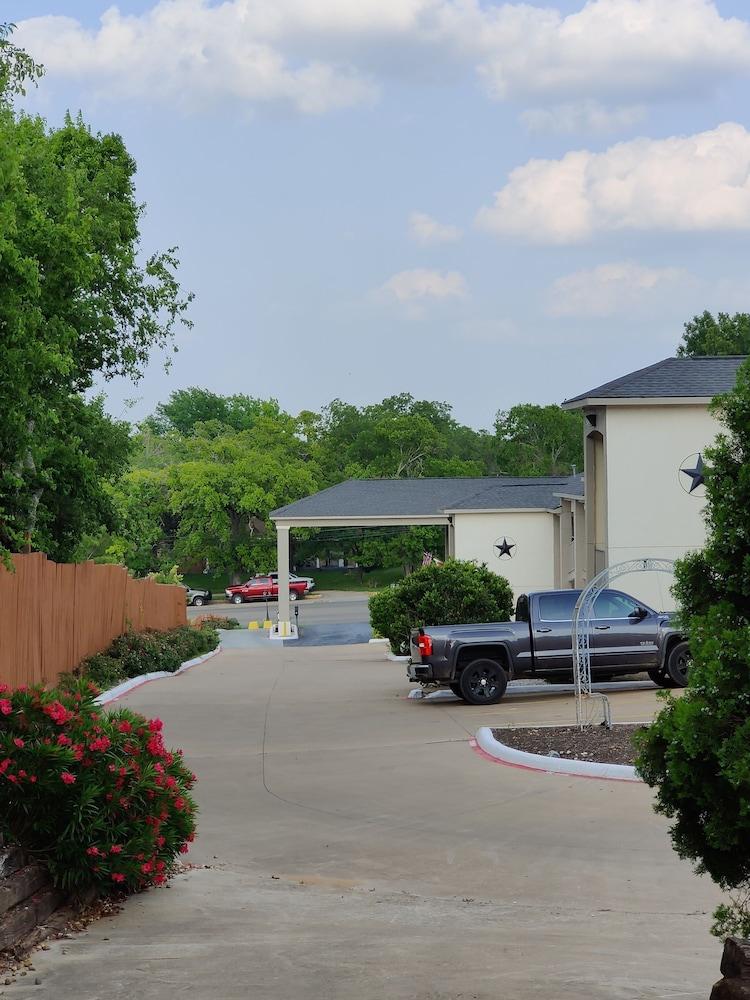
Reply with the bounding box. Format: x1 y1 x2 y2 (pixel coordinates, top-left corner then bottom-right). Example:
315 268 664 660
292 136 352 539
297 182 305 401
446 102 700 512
473 726 641 783
95 645 223 707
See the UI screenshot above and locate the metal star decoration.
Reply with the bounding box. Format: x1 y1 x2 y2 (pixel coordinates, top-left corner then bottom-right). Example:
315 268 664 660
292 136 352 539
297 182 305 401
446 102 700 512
495 537 516 558
680 453 705 493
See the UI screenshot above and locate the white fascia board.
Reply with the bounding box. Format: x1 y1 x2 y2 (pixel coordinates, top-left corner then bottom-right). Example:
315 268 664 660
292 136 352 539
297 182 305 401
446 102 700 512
562 395 713 410
271 514 450 528
445 506 554 515
553 493 586 502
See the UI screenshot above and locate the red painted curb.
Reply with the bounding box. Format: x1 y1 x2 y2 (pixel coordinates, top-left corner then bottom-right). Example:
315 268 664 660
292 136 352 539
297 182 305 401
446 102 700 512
468 737 642 783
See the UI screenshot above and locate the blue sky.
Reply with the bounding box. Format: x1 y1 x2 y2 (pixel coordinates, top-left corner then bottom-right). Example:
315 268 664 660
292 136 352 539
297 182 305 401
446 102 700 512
12 0 750 428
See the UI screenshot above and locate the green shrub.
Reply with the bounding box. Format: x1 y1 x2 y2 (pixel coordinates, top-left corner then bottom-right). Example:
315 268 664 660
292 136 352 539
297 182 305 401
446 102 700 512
635 359 750 938
369 559 514 654
106 624 218 677
193 614 241 630
78 654 127 690
0 678 197 894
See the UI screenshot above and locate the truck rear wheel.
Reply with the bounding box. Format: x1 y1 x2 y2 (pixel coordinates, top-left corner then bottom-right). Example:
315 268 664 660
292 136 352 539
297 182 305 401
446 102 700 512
665 641 691 687
458 658 507 706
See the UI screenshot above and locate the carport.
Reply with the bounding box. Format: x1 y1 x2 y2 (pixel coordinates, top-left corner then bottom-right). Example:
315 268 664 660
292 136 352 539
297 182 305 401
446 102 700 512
269 474 583 636
269 479 457 638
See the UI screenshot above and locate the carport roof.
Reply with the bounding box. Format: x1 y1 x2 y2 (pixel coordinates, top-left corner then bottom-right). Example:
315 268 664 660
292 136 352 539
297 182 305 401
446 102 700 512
271 475 584 523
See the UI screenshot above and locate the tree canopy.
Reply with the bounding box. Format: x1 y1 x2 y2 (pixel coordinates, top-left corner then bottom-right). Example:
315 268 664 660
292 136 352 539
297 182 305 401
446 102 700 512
677 311 750 358
0 28 192 560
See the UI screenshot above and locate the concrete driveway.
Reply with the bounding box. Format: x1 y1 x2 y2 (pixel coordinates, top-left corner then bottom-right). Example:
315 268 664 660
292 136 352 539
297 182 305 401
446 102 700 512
13 644 720 1000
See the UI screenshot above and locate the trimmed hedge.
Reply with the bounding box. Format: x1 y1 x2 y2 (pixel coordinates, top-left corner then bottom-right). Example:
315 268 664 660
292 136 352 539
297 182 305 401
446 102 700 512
369 559 514 654
0 678 197 894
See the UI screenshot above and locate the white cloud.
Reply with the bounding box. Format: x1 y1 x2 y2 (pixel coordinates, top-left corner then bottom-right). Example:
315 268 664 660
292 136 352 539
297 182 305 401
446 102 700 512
14 4 377 114
547 262 686 318
14 0 750 120
379 268 468 302
477 123 750 244
408 212 461 245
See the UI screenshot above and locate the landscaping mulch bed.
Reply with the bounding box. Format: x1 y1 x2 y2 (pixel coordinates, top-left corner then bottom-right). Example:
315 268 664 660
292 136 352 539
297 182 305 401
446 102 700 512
492 724 649 766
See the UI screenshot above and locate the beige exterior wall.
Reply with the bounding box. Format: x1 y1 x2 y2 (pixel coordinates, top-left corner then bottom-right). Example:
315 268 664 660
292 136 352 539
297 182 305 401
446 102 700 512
556 497 586 589
452 510 557 599
590 402 721 610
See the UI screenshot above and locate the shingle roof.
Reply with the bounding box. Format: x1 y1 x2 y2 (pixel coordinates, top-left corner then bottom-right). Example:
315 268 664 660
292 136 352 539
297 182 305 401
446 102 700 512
271 475 584 520
563 356 746 406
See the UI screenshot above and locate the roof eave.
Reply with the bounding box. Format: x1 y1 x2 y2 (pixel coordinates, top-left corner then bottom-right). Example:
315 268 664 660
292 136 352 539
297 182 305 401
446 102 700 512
562 395 716 410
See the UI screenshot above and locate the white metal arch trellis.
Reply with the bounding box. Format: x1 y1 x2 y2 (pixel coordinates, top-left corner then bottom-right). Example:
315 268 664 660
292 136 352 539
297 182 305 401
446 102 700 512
572 558 676 730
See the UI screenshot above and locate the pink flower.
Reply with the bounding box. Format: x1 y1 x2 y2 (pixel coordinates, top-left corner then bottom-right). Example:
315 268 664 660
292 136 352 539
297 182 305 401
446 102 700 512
179 843 189 854
86 846 101 857
117 721 132 734
0 700 12 716
0 684 8 695
57 735 72 747
89 736 111 753
111 873 125 883
44 701 73 725
12 738 23 748
60 771 76 785
173 797 186 811
6 774 17 783
153 874 166 885
148 719 163 733
110 845 123 854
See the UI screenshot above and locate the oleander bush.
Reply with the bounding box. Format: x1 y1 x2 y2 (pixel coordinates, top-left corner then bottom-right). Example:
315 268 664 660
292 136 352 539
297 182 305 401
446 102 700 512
0 677 197 893
369 559 514 655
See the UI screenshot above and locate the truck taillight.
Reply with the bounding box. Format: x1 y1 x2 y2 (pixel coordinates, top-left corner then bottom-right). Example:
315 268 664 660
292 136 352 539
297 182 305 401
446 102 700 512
417 631 433 657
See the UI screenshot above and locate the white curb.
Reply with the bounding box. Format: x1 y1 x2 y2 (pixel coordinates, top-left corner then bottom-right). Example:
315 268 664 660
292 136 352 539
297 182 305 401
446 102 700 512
95 645 222 706
368 638 389 645
474 726 641 782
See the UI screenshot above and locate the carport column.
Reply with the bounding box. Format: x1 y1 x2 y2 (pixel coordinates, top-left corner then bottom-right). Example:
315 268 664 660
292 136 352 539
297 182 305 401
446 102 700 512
446 518 456 559
277 525 291 632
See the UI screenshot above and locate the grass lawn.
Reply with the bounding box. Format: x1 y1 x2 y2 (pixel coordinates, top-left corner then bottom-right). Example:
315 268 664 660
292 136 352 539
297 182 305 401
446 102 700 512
311 567 405 591
182 567 404 594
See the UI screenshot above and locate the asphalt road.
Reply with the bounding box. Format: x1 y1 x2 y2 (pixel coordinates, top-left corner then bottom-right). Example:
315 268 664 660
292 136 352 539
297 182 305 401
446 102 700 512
15 643 720 1000
188 591 373 646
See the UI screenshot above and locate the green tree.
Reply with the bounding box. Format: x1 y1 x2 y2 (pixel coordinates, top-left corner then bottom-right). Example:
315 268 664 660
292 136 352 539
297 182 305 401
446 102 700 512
0 23 43 97
147 388 284 437
0 36 191 560
635 360 750 937
494 404 583 476
677 311 750 358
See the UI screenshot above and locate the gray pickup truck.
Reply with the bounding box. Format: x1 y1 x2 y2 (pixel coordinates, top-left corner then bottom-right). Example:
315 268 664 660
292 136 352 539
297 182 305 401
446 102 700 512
408 588 689 705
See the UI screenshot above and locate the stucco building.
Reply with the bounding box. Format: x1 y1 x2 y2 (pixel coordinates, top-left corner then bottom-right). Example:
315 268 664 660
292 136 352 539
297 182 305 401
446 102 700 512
561 356 745 606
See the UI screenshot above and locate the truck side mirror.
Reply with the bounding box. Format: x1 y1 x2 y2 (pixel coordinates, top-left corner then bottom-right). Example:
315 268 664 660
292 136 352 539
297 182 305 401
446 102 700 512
630 606 648 620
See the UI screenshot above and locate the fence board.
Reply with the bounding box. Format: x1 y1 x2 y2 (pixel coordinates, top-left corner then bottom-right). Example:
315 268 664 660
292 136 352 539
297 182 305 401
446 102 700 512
0 555 186 689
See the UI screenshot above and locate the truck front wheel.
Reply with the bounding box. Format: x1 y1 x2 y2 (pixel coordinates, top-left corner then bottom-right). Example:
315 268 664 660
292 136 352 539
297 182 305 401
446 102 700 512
458 658 508 706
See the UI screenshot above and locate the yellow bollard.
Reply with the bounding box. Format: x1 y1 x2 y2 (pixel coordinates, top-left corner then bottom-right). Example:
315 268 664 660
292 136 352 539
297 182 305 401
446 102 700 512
248 621 259 630
263 620 273 630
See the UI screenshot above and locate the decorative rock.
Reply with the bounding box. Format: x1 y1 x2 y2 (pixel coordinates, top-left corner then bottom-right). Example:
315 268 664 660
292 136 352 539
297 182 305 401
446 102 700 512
722 939 750 979
712 939 750 999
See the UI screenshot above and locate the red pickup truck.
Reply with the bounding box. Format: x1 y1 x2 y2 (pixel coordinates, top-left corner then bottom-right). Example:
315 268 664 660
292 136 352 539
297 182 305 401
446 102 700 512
224 576 307 605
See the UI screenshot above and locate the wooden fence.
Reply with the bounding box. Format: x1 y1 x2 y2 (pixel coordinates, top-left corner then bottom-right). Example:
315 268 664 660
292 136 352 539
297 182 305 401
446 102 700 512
0 553 187 689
